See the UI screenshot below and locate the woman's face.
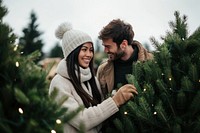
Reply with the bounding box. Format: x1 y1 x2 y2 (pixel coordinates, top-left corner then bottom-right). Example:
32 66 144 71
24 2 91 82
78 42 94 68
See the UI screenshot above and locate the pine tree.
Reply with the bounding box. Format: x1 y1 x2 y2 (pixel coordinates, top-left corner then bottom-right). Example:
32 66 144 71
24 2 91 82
19 10 44 62
0 1 81 133
105 11 200 133
48 42 63 58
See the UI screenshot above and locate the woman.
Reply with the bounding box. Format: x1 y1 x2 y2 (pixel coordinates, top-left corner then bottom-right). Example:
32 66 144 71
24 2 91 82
49 22 138 133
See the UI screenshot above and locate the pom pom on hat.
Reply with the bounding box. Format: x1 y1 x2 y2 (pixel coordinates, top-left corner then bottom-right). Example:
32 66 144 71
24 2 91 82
55 22 72 39
55 22 92 58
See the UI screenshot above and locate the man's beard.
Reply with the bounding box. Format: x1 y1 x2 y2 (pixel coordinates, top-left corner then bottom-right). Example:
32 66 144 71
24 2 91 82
108 50 125 61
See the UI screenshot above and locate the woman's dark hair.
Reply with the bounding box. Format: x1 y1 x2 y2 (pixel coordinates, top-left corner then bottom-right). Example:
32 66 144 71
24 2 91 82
66 44 101 108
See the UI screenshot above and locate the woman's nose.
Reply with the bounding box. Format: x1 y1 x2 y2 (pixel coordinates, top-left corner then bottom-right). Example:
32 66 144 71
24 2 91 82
86 50 93 57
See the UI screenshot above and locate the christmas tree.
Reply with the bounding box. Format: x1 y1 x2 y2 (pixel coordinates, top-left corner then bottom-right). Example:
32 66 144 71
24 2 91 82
48 42 63 58
19 10 45 62
105 11 200 133
0 1 81 133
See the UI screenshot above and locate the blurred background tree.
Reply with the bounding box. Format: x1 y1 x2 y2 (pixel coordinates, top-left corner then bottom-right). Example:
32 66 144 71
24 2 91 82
93 39 107 72
48 42 63 58
19 10 44 62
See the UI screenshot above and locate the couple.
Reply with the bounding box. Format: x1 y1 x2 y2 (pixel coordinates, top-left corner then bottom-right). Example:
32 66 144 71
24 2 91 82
49 19 153 133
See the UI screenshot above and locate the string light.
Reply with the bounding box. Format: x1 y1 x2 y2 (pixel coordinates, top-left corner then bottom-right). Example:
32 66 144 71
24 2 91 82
199 79 200 82
16 61 19 67
161 73 164 76
18 108 23 114
51 130 56 133
124 111 128 115
169 77 172 81
13 44 18 51
20 52 24 54
56 119 62 124
143 88 146 92
153 111 157 115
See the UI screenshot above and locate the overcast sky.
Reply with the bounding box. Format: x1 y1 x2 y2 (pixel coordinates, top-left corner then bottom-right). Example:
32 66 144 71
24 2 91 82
3 0 200 53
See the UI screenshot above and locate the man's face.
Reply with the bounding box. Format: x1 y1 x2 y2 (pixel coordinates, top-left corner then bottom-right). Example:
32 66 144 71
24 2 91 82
102 38 124 61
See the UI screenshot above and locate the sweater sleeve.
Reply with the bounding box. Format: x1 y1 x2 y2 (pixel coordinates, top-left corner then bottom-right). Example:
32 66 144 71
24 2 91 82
49 75 119 131
74 97 118 130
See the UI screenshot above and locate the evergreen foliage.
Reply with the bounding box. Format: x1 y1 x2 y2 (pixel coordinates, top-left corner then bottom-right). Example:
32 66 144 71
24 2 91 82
19 10 44 62
49 42 63 58
105 11 200 133
0 1 80 132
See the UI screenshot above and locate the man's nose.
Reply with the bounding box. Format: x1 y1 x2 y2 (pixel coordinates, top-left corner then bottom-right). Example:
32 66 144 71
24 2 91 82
104 47 108 53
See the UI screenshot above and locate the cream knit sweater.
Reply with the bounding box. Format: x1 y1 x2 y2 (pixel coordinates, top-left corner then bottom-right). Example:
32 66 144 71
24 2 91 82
49 59 119 133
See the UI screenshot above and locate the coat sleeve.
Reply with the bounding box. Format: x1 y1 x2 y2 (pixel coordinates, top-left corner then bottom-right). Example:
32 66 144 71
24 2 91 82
49 75 119 131
96 62 111 98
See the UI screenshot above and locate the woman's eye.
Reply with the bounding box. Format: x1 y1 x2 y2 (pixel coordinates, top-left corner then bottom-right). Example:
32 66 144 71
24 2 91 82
81 48 87 51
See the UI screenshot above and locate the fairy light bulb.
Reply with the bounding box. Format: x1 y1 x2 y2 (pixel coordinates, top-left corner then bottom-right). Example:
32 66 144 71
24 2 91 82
56 119 61 124
16 61 19 67
18 108 23 114
14 44 18 51
124 111 128 115
51 130 56 133
143 88 146 92
153 111 157 115
169 77 172 81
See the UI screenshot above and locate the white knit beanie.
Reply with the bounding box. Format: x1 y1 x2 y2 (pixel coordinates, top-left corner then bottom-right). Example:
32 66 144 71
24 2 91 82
55 22 93 58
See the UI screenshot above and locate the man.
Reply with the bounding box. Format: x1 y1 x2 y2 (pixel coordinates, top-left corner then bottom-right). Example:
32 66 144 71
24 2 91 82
97 19 153 98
